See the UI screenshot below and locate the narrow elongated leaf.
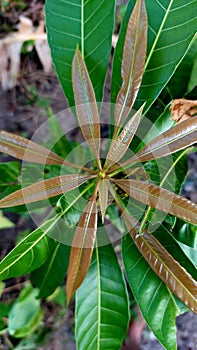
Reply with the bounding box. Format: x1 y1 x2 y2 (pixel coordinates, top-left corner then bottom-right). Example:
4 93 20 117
121 116 197 167
98 179 109 223
122 233 179 350
114 0 147 133
0 130 64 165
72 49 101 168
66 196 98 303
76 242 129 350
46 0 116 106
0 174 93 208
113 179 197 225
112 191 197 314
111 0 197 113
31 241 70 298
106 104 144 170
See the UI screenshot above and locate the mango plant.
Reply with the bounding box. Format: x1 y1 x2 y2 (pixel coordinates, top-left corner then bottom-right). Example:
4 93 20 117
0 1 197 349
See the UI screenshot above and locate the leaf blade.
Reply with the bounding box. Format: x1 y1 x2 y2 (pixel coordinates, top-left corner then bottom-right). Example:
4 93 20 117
98 179 109 224
0 174 93 208
114 0 147 133
72 49 101 168
66 196 98 303
46 0 116 106
0 130 64 165
122 116 197 167
76 242 129 350
113 179 197 225
106 105 144 169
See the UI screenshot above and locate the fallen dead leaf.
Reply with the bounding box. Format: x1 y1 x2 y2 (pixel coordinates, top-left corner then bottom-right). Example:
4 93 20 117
170 98 197 124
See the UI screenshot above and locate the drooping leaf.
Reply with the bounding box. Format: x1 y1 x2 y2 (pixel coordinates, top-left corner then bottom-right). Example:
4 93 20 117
122 233 179 350
72 49 101 169
66 195 98 303
46 0 116 106
113 179 197 225
111 0 197 113
8 285 42 338
121 116 197 167
106 104 144 170
114 0 147 134
0 130 64 165
76 242 129 350
0 174 93 208
31 240 70 298
98 179 109 224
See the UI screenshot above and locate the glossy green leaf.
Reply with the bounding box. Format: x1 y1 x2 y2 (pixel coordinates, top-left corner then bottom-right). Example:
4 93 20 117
122 233 179 350
0 211 14 229
46 0 116 106
76 242 129 350
167 37 197 97
31 240 70 298
0 218 58 280
0 130 64 165
66 196 98 303
114 179 197 225
72 49 101 168
0 174 93 208
187 49 197 93
106 104 144 169
114 0 147 133
8 285 42 338
111 0 197 112
122 116 197 167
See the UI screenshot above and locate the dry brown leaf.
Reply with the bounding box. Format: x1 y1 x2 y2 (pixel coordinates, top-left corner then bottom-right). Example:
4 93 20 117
170 99 197 124
0 16 51 90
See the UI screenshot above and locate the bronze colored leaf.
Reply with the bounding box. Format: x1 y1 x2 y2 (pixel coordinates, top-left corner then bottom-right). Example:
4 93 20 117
0 130 64 165
114 0 147 135
72 49 101 169
66 195 98 303
121 116 197 167
111 191 197 314
98 178 109 223
0 174 94 207
106 104 144 170
170 99 197 124
113 179 197 225
125 215 197 313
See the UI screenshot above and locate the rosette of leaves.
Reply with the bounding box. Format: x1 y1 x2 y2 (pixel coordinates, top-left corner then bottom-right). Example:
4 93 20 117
0 1 196 349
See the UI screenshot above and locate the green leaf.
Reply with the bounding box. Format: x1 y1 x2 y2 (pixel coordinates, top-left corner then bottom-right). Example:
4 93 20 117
0 161 20 186
0 211 14 229
76 242 129 350
0 218 56 280
72 49 101 168
46 0 116 106
8 285 42 338
114 0 147 134
122 233 179 350
167 37 197 97
111 0 197 113
31 240 70 298
187 49 197 93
